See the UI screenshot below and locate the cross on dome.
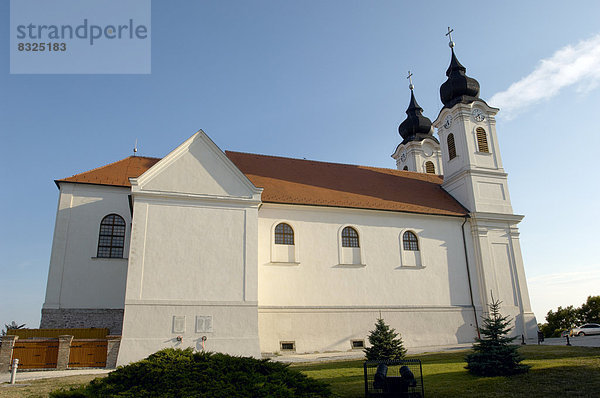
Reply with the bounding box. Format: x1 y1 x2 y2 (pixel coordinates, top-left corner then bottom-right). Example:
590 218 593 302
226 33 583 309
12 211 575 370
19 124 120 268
446 27 455 48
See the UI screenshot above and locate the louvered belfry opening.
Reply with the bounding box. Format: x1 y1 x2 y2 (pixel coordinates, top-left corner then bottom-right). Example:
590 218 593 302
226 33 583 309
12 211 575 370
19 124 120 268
447 133 456 160
425 161 435 174
476 127 489 153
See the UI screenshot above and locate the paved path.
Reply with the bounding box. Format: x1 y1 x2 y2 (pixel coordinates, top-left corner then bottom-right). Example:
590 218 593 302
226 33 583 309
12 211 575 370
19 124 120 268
538 334 600 347
2 336 599 383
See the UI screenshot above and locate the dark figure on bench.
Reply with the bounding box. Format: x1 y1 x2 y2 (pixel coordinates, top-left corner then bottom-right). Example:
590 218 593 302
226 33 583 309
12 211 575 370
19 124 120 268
373 364 418 396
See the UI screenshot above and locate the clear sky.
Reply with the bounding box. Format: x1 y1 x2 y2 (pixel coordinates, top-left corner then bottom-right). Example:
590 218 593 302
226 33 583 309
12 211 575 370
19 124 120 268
1 1 599 330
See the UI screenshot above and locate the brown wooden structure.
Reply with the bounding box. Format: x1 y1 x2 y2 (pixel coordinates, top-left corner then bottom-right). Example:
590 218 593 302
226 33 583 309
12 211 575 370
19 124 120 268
68 339 108 368
7 328 109 339
11 339 59 369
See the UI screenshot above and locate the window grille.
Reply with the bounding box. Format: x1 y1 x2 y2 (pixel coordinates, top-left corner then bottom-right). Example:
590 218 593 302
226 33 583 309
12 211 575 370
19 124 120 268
97 214 126 258
352 340 365 348
280 341 295 351
274 223 294 245
403 231 419 251
342 227 360 248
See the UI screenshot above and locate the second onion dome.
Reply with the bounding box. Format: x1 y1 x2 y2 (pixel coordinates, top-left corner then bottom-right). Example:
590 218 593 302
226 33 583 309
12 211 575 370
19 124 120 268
440 48 480 108
398 87 437 145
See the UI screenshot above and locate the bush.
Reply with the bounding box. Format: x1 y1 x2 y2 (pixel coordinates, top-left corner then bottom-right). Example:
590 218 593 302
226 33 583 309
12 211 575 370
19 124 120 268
364 318 406 361
465 298 530 377
50 348 332 398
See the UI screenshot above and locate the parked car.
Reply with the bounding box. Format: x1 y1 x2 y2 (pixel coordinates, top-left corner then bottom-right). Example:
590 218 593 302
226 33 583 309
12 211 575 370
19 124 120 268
571 323 600 336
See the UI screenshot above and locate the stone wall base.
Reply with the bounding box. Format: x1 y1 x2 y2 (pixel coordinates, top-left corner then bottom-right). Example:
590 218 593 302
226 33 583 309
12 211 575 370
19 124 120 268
41 309 124 335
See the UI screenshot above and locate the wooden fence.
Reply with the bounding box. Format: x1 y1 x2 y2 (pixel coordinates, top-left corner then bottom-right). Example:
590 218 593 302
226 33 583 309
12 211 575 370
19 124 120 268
11 339 59 369
1 334 119 372
68 339 108 368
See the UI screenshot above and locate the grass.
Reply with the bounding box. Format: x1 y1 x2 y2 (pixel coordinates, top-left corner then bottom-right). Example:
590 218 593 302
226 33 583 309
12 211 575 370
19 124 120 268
292 345 600 397
0 374 101 398
1 346 598 397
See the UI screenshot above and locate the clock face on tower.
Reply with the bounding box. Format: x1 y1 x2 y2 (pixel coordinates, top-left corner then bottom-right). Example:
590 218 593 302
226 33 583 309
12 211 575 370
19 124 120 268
472 108 485 122
443 115 452 129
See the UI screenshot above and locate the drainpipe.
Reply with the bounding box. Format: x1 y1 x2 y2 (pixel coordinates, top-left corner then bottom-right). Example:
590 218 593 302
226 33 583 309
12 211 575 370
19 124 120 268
461 216 480 339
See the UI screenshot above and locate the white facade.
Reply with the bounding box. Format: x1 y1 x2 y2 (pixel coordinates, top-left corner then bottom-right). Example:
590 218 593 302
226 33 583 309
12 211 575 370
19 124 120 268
257 203 480 353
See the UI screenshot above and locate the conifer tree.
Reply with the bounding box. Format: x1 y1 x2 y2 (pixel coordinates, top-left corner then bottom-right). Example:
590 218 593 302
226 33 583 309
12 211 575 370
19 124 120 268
465 297 530 376
364 318 406 360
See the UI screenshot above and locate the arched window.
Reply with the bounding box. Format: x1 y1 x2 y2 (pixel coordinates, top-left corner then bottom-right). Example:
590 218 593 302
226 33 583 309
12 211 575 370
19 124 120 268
403 166 408 171
342 226 360 248
425 161 435 174
97 214 126 258
403 231 419 251
274 223 294 245
447 134 456 160
476 127 489 153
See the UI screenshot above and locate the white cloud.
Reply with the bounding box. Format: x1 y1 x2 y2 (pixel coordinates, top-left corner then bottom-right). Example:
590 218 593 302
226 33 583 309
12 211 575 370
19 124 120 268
488 34 600 119
528 268 600 322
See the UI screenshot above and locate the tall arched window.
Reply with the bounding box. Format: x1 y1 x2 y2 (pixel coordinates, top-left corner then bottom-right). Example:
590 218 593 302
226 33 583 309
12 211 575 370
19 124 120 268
403 231 419 251
97 214 126 258
341 226 360 248
447 134 456 160
274 223 294 245
425 161 435 174
476 127 489 153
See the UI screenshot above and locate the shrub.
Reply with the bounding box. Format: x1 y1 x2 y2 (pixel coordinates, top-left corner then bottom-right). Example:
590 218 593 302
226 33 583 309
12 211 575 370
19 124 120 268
465 298 530 377
364 318 407 360
50 348 332 398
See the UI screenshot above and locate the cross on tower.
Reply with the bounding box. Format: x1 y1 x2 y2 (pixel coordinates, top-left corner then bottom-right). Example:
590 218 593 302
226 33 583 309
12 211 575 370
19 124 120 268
407 71 414 90
446 27 455 48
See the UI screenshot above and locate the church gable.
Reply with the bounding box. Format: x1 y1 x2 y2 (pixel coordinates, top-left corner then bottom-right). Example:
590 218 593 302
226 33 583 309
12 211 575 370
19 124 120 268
135 131 261 199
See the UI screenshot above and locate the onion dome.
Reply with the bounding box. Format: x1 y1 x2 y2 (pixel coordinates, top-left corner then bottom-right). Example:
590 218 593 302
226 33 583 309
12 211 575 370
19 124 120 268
440 48 480 108
398 89 437 145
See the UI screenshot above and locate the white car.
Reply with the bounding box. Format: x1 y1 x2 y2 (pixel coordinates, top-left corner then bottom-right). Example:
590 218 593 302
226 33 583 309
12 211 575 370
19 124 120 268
572 323 600 336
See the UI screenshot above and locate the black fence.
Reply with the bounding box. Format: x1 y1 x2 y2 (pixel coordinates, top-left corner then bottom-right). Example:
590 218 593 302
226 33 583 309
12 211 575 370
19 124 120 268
364 359 424 397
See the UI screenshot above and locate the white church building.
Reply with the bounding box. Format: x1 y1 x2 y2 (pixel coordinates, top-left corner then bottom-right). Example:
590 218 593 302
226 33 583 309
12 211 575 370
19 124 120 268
41 42 538 365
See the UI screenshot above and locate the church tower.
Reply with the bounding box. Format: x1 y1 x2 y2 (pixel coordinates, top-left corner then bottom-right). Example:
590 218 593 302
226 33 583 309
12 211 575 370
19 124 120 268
433 43 512 213
433 31 538 340
392 73 443 174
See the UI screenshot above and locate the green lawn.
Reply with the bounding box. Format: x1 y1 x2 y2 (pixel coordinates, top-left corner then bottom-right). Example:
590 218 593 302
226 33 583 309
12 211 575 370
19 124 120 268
292 346 600 397
2 346 598 397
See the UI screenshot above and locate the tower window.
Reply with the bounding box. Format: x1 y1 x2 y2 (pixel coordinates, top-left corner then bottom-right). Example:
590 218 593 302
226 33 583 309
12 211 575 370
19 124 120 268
342 227 360 248
425 161 435 174
476 127 489 153
97 214 126 258
447 134 456 160
274 223 294 245
403 166 408 171
403 231 419 251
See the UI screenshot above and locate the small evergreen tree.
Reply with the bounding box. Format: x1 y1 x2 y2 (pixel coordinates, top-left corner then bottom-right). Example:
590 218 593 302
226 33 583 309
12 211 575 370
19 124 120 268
364 318 406 360
465 298 530 376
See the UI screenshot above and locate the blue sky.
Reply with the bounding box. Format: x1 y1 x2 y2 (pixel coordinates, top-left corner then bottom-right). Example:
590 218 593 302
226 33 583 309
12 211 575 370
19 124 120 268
1 1 599 329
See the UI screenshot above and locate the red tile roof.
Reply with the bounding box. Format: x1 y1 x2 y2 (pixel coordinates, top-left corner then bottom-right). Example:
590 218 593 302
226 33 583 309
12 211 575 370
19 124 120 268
57 156 160 187
57 153 467 217
226 151 467 216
